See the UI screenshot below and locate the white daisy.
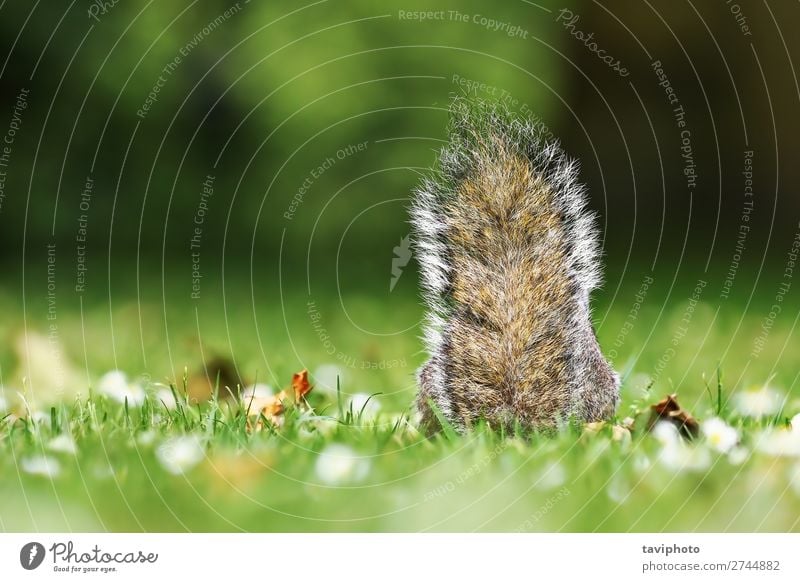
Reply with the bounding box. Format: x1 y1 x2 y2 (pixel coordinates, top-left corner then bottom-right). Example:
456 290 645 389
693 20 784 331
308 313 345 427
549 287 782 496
312 418 339 438
755 428 800 458
651 421 681 446
29 410 50 424
349 393 381 420
155 387 177 410
701 417 739 453
136 430 157 446
734 386 784 418
315 444 369 485
536 461 566 490
658 442 711 472
156 435 205 475
727 446 749 466
21 455 61 478
312 364 346 395
97 370 146 406
48 434 77 455
296 422 317 441
241 383 273 401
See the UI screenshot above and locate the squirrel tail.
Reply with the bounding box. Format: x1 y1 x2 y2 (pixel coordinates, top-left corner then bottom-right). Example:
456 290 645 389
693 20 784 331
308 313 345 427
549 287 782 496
412 98 618 432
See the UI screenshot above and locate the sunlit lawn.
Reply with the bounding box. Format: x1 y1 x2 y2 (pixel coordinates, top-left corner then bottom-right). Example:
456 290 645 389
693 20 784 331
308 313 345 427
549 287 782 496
1 260 799 532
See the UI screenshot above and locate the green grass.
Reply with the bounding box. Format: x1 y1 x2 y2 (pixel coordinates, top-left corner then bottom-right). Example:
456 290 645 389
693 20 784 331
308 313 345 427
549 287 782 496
1 262 799 532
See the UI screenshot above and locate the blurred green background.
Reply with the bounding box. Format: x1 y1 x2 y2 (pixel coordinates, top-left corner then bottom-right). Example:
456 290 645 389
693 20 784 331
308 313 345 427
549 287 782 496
0 0 798 407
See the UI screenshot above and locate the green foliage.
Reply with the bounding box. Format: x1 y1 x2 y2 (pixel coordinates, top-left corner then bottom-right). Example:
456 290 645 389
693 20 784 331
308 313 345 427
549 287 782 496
0 0 569 257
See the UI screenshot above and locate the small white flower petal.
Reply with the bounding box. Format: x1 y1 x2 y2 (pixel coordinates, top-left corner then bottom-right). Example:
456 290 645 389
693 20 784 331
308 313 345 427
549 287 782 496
734 386 784 418
658 442 711 472
30 410 50 424
701 417 739 453
349 393 381 420
21 455 61 478
155 388 177 410
48 434 77 455
241 383 273 401
727 446 749 466
313 364 346 395
136 430 157 446
755 429 800 458
156 436 205 475
652 421 681 446
97 370 127 396
315 444 368 485
791 413 800 431
536 461 566 490
97 370 145 406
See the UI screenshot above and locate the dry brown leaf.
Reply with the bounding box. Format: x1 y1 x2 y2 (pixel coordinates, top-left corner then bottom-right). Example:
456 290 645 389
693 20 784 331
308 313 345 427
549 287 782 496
244 394 284 432
647 394 699 439
292 369 312 401
244 369 313 432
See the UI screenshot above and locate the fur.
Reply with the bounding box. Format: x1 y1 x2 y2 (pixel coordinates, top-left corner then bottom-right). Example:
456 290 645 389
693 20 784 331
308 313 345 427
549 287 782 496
412 98 619 433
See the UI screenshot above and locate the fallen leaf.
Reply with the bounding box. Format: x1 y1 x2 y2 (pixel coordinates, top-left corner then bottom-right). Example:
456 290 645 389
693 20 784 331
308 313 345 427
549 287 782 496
292 369 312 401
647 394 699 439
244 369 313 432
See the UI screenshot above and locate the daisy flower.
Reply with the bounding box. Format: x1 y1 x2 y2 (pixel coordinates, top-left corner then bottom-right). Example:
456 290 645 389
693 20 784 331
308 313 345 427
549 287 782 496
21 455 61 478
315 444 369 485
727 446 749 466
754 428 800 458
658 442 711 472
313 364 346 396
156 435 205 475
734 386 784 418
97 370 145 406
651 421 681 446
701 417 739 453
241 383 273 401
48 434 77 455
349 393 381 421
536 461 566 490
